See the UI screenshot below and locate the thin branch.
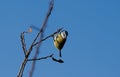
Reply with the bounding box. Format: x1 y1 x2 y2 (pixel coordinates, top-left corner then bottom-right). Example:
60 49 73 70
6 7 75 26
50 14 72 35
28 54 54 61
33 27 63 46
28 54 64 63
20 32 28 57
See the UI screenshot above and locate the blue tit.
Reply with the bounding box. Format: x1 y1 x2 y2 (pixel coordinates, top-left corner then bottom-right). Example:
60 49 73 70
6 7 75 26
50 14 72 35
53 30 68 57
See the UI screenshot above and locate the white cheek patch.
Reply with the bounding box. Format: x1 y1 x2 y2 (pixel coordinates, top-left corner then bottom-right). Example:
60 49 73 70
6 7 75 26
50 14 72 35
61 32 66 39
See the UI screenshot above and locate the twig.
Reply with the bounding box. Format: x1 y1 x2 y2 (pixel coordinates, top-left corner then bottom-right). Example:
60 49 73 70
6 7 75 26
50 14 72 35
33 27 63 46
20 32 27 57
28 54 54 61
28 54 64 63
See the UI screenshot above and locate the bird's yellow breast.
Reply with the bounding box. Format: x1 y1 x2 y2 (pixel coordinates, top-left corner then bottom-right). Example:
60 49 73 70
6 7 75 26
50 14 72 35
54 34 66 50
57 34 64 43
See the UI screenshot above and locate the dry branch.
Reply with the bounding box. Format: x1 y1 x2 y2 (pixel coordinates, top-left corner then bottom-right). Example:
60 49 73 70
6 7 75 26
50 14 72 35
33 27 63 46
20 32 27 57
27 54 64 64
28 54 54 61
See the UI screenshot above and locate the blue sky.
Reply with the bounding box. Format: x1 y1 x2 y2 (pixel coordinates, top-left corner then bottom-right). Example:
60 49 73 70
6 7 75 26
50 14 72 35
0 0 120 77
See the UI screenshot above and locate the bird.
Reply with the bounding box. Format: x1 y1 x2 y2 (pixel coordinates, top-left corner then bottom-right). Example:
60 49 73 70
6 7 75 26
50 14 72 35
53 30 68 57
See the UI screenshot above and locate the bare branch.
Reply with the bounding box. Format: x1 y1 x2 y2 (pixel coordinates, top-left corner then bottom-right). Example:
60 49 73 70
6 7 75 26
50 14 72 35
33 27 63 46
28 54 54 61
28 54 64 64
20 32 28 57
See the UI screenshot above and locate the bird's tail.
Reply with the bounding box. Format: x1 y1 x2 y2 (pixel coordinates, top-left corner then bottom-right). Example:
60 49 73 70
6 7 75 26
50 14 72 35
59 51 62 57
